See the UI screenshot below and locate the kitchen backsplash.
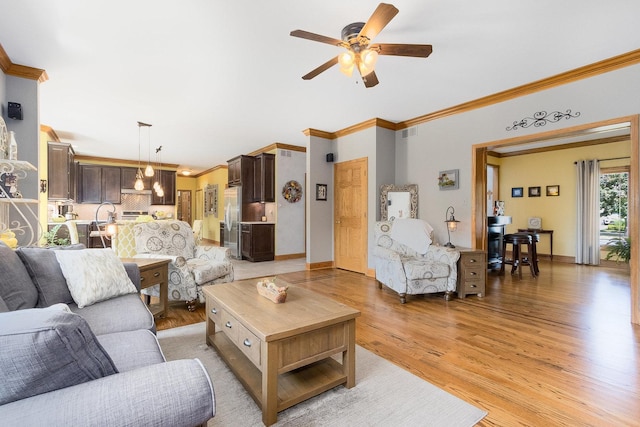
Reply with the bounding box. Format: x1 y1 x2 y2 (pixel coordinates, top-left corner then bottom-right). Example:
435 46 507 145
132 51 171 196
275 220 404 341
121 193 151 211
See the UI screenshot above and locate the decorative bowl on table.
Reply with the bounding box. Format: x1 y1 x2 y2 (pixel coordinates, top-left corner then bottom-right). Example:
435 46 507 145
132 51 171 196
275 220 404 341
256 278 288 303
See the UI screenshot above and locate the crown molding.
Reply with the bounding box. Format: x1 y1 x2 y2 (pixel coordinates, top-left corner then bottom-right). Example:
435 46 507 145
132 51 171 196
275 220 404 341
0 43 48 82
40 125 60 142
306 48 640 138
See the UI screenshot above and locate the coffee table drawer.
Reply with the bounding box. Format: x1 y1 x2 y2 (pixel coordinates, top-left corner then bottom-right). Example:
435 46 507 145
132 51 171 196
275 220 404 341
221 310 239 343
207 299 224 325
236 322 261 367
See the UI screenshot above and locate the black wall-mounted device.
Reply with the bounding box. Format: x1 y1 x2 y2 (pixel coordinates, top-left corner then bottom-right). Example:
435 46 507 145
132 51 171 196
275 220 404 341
8 102 22 120
326 153 334 162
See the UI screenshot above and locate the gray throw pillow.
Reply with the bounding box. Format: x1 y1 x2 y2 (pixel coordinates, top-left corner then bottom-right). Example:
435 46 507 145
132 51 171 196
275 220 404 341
0 307 118 405
16 246 82 307
0 242 38 310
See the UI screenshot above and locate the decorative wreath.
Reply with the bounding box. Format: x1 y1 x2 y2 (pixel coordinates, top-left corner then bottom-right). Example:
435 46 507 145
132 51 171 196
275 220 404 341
282 180 302 203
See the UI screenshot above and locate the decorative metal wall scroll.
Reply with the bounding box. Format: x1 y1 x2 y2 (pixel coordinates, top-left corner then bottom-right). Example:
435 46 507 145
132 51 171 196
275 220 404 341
506 109 581 131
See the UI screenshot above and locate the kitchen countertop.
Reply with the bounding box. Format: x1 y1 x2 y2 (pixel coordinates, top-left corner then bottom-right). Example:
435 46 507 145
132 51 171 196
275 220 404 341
239 221 276 224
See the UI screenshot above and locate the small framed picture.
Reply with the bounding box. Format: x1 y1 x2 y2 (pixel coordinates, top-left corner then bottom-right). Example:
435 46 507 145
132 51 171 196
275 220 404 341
316 183 327 201
528 186 541 197
438 169 459 190
546 185 560 196
511 187 523 198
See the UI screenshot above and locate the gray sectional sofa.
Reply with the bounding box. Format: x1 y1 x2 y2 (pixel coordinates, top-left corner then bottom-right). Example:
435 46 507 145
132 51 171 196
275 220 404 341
0 242 215 426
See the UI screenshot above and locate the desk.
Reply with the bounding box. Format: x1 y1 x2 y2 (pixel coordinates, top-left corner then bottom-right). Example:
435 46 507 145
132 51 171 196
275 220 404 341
517 229 554 260
121 258 170 317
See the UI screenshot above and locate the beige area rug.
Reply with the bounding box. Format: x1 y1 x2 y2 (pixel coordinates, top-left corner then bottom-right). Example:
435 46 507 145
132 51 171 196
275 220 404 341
158 323 487 427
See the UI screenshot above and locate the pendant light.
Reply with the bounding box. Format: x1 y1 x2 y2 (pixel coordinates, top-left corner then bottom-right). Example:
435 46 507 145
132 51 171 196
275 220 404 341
134 122 145 191
139 121 154 177
154 145 164 197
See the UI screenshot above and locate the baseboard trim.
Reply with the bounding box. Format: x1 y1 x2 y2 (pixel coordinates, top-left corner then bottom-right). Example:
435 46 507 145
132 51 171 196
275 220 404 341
307 261 334 270
274 253 305 261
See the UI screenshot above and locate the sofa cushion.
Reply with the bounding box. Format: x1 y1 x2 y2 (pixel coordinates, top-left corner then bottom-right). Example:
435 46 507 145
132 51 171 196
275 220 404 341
187 257 233 284
0 242 38 310
97 329 165 372
54 248 138 308
70 293 155 335
0 295 9 313
0 308 118 405
403 259 450 280
16 247 75 307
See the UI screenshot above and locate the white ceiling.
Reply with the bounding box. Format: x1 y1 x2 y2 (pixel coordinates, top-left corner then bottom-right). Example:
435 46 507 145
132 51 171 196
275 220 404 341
1 1 639 174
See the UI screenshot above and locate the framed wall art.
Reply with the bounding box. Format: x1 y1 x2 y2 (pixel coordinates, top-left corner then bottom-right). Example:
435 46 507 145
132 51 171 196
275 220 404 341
438 169 459 190
546 185 560 196
316 183 327 201
528 186 541 197
511 187 523 198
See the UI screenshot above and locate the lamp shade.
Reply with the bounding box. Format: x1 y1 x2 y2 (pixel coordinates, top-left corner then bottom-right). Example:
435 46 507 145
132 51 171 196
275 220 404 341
338 51 355 77
444 206 460 248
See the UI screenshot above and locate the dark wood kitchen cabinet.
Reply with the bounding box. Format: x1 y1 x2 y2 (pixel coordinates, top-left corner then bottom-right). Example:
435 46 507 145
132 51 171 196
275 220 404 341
121 167 152 190
78 165 121 204
253 153 275 202
240 223 274 262
47 142 76 200
227 155 254 188
151 170 176 205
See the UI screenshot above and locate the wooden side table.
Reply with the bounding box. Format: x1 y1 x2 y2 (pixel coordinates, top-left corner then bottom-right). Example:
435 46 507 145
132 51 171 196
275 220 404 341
456 248 486 298
121 258 170 318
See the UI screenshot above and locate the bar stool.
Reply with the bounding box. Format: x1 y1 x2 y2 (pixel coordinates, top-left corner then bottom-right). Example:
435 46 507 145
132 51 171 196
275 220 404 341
500 233 536 278
516 231 540 275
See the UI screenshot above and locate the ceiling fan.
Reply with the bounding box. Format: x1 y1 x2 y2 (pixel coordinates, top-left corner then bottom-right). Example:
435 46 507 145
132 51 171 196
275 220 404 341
290 3 432 88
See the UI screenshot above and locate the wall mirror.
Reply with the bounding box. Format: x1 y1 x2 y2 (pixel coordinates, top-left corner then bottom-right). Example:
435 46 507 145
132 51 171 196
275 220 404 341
204 184 218 217
380 184 419 221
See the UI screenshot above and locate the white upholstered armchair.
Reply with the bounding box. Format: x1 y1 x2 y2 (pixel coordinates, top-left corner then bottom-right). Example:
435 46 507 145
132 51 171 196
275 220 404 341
133 220 234 310
373 220 460 303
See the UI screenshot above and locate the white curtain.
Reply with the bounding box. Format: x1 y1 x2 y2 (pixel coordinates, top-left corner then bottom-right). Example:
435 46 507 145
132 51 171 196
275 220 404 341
575 160 600 265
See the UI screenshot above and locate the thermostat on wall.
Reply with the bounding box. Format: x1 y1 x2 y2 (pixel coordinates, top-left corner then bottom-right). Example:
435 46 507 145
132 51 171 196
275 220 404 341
528 217 542 229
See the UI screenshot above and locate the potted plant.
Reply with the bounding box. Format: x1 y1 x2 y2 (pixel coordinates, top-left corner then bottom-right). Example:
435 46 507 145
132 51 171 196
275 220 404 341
42 224 70 247
605 236 630 263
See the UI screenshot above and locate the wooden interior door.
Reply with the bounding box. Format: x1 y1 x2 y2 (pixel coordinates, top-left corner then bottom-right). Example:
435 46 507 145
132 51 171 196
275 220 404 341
334 157 368 273
177 190 192 224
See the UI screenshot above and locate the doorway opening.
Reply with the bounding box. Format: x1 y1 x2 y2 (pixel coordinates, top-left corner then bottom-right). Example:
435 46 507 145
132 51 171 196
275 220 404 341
177 189 192 225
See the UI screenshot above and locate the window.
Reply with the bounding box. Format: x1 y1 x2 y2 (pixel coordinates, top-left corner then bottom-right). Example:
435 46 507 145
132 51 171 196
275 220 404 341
599 168 628 253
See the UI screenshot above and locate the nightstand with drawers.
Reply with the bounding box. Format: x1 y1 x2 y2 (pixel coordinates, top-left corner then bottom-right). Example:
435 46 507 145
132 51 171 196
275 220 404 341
456 248 486 298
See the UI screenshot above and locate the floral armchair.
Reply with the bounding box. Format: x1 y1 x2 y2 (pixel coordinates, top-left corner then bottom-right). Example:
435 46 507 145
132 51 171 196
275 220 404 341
373 220 460 303
133 220 234 310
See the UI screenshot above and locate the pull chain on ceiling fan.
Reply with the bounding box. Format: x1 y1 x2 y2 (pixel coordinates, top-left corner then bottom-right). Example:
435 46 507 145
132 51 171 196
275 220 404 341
290 3 433 88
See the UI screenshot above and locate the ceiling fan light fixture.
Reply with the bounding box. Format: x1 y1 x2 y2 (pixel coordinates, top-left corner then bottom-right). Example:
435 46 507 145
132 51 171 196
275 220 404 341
358 49 378 76
338 50 356 76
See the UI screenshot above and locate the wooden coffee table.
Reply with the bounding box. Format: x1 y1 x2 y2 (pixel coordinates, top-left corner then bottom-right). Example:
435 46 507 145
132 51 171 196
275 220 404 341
204 278 360 426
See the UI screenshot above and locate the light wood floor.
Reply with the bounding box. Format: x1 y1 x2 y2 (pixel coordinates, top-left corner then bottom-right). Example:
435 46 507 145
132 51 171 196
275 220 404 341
156 261 640 426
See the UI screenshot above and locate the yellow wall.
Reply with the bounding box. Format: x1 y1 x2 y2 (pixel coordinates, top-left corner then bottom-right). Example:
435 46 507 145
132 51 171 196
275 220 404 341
195 166 228 243
497 140 630 257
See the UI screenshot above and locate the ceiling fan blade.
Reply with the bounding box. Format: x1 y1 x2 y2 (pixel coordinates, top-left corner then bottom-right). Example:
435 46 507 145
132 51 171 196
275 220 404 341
359 3 399 42
302 56 340 80
290 30 343 47
361 70 379 88
371 43 433 58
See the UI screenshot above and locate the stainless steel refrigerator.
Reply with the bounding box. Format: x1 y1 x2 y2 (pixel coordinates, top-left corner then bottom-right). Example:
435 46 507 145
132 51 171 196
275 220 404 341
223 186 242 258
